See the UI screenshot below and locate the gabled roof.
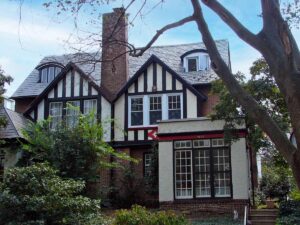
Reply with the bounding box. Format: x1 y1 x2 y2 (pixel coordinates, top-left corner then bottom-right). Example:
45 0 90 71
12 40 229 98
114 55 207 102
24 62 112 116
0 105 30 139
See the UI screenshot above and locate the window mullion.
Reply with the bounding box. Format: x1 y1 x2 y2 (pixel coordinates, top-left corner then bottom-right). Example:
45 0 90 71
144 95 149 126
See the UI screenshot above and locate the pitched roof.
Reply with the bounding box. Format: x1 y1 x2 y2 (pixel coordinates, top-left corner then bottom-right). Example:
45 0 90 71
0 105 30 139
12 40 229 98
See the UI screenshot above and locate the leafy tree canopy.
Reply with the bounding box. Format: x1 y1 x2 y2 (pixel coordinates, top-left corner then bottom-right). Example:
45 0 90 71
0 65 13 128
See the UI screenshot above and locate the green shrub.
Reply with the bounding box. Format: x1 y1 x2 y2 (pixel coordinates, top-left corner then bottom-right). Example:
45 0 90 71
0 163 108 225
277 200 300 225
113 205 189 225
290 189 300 201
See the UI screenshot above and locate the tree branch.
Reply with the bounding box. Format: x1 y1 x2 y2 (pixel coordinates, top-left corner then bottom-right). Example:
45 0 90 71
190 0 297 163
201 0 259 49
129 15 195 57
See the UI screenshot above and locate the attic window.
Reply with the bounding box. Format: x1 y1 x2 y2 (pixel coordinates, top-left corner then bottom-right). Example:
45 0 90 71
39 66 63 83
187 57 198 72
182 50 210 72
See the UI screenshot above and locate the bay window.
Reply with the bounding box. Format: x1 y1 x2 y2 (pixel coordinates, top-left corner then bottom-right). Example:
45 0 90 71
128 93 182 127
174 139 231 199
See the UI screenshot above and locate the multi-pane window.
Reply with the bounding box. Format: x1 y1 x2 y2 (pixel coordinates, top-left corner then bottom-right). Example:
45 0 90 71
187 57 198 72
131 97 143 126
40 66 62 83
84 99 97 115
149 96 162 125
213 148 231 197
66 101 80 128
144 153 153 177
168 95 181 119
49 102 63 129
175 150 193 198
174 139 231 199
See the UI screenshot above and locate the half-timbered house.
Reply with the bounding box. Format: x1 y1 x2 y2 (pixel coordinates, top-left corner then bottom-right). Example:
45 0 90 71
7 8 254 216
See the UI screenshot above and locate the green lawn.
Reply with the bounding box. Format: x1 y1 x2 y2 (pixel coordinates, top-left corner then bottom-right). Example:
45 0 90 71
191 217 243 225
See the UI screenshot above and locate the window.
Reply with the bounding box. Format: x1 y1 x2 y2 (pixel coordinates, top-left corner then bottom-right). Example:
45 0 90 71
174 139 231 199
149 96 162 125
187 57 198 72
66 101 80 128
49 102 63 129
175 150 193 198
144 153 153 177
168 95 181 119
199 54 210 71
39 66 63 83
130 97 144 126
84 99 97 115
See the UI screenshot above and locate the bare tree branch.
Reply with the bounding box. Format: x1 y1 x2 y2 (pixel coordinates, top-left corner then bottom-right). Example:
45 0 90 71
129 15 195 57
201 0 259 49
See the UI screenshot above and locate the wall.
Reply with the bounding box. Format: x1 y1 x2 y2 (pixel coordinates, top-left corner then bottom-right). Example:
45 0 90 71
15 97 35 113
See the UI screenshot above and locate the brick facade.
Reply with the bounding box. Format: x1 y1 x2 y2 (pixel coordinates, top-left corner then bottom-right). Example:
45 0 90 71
101 8 129 98
196 85 219 116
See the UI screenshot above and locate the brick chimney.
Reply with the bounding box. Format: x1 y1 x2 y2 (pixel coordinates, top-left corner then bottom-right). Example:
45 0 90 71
101 8 129 97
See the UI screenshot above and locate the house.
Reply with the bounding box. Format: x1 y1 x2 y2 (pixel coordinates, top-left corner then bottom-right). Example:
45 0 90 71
9 8 254 215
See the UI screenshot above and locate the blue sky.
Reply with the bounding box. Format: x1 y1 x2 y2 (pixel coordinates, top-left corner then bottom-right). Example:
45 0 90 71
1 0 299 96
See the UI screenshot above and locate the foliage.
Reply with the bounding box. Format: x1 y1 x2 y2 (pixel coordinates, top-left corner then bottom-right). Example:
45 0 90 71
290 189 300 201
0 65 13 128
191 217 242 225
260 164 291 200
144 142 159 196
113 205 189 225
277 200 300 225
282 0 300 29
211 58 290 153
21 111 132 183
0 163 110 225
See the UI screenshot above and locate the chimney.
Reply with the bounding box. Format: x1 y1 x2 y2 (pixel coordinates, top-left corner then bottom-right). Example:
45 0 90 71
101 8 129 97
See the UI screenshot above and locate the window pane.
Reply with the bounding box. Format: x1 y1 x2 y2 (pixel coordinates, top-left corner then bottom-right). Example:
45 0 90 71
188 58 197 72
48 67 55 82
168 95 181 119
49 102 63 129
66 101 80 128
55 67 62 76
149 96 162 125
84 99 97 124
199 54 210 70
174 140 192 149
144 153 153 177
193 139 210 148
41 68 48 83
131 97 143 126
175 150 193 198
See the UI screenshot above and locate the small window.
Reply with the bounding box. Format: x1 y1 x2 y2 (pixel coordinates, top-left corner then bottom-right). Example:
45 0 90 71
41 68 48 83
199 54 210 71
84 99 97 115
130 97 143 126
168 95 181 119
144 153 153 177
187 57 198 72
55 67 62 76
49 102 63 129
48 67 55 82
212 139 225 147
174 140 192 149
149 96 162 125
39 65 63 83
194 139 210 148
66 101 80 128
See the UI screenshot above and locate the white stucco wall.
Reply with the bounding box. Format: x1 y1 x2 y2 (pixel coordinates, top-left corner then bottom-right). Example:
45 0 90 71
231 137 249 199
101 97 111 142
114 95 125 141
159 141 174 202
187 89 197 118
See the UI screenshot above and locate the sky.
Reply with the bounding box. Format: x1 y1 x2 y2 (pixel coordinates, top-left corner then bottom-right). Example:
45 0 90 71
1 0 299 97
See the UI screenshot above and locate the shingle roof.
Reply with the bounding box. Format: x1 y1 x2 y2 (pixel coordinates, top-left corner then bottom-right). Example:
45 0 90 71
11 40 229 98
0 106 30 139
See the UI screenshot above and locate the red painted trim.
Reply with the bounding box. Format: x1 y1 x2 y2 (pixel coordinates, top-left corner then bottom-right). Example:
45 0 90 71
158 131 246 141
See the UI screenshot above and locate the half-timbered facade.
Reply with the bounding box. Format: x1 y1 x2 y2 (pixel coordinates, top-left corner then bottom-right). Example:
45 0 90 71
7 8 254 216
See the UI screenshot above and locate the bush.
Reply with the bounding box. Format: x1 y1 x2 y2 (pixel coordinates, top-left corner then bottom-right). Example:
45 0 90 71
0 163 108 225
277 200 300 225
113 205 189 225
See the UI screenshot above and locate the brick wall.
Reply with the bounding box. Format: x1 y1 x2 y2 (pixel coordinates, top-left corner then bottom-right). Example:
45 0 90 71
196 85 219 116
101 8 128 98
14 97 35 113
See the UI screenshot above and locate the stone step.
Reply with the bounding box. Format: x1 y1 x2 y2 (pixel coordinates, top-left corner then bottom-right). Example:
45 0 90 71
250 220 276 225
251 209 278 215
250 214 277 221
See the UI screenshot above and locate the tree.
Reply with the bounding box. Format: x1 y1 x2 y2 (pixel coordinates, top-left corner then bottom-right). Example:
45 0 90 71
39 0 300 188
0 163 108 225
0 66 13 127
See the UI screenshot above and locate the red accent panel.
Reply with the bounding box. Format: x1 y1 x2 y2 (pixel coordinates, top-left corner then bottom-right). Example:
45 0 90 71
148 128 158 140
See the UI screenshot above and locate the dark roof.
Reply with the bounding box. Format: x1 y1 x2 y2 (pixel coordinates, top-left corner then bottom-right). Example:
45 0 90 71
12 40 229 98
0 105 30 139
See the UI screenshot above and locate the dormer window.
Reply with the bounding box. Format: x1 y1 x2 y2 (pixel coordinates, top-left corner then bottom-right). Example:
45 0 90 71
38 63 64 83
181 49 210 72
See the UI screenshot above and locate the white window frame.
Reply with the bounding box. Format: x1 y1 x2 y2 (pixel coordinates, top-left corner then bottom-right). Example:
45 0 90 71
128 93 183 128
186 56 198 72
183 52 210 72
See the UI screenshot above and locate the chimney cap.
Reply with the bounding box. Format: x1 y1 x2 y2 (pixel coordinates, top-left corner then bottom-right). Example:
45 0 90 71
113 7 125 13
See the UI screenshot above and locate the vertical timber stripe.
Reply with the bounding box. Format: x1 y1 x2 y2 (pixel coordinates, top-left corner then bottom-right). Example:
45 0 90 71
97 95 102 122
79 77 83 97
34 107 38 121
153 62 157 88
172 76 176 90
134 130 138 141
144 129 148 140
111 104 115 141
197 97 201 117
80 99 84 114
44 97 49 119
88 82 92 96
162 69 166 91
134 80 138 93
71 69 74 97
183 86 187 118
124 91 128 141
62 76 66 98
144 70 148 93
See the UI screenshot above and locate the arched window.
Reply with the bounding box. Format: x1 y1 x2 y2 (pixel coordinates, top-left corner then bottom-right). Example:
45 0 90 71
38 63 64 83
181 49 210 72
